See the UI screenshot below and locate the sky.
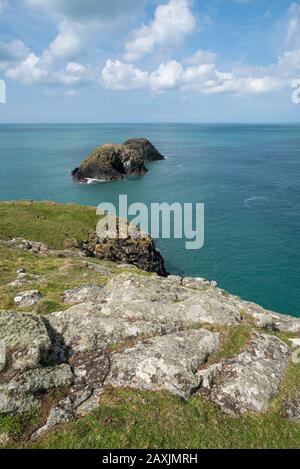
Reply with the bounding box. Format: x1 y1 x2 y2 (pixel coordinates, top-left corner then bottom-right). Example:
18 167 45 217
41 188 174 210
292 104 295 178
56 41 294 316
0 0 300 122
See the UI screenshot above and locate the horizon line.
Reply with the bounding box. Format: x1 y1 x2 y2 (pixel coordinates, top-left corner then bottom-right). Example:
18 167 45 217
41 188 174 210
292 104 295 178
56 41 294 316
1 121 300 125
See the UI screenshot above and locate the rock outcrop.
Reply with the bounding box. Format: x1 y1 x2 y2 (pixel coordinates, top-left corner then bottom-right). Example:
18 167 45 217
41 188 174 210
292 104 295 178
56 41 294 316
107 330 220 399
1 261 300 440
123 138 165 161
72 144 147 182
14 290 43 307
201 333 291 416
62 285 104 304
1 229 168 277
71 138 164 183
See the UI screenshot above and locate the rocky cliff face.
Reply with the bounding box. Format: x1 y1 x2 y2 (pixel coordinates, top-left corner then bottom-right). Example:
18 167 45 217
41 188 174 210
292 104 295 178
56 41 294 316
65 217 168 277
72 144 147 182
72 138 164 183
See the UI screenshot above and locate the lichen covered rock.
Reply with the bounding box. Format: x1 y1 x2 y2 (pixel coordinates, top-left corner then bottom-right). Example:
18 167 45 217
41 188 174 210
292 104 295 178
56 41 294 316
284 392 300 422
0 311 51 372
107 330 220 399
0 364 73 414
14 290 43 307
205 334 291 416
62 285 103 304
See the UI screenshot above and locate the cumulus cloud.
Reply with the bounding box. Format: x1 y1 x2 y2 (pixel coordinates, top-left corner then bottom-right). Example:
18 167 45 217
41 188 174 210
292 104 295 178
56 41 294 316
43 21 82 62
101 1 300 97
6 53 49 85
6 52 91 87
101 58 285 95
4 15 91 89
124 0 196 61
5 0 300 101
101 59 148 90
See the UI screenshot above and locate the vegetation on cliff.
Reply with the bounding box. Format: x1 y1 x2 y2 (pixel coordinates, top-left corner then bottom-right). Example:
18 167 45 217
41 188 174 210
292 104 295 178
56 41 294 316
0 201 167 276
0 201 299 450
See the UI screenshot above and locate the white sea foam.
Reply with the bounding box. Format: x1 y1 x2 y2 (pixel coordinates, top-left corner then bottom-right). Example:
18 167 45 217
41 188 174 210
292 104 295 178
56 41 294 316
86 178 107 184
244 195 267 209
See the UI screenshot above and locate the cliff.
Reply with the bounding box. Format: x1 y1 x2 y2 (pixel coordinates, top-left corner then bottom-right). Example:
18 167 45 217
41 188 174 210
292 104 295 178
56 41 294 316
0 201 299 449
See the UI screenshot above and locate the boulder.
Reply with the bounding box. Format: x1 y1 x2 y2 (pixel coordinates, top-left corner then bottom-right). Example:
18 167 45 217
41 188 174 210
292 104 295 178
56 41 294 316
206 333 291 416
14 290 43 308
107 329 220 399
0 364 73 414
0 311 51 371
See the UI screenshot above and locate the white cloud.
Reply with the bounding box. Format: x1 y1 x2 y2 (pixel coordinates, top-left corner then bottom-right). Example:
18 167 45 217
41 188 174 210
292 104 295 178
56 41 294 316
6 53 48 85
124 0 196 61
101 59 148 90
24 0 149 71
44 21 82 61
101 58 285 95
6 52 91 87
54 62 89 86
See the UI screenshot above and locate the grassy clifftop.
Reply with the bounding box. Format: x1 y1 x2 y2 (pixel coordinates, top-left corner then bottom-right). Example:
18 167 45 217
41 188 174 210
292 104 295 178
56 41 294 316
0 201 98 249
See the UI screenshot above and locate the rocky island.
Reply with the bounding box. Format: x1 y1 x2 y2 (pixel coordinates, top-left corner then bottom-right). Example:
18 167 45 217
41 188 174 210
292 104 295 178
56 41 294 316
72 138 165 183
0 201 299 449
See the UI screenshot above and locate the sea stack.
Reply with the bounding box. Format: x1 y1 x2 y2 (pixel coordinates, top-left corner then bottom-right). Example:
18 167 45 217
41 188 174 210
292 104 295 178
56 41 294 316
72 138 165 183
123 138 165 161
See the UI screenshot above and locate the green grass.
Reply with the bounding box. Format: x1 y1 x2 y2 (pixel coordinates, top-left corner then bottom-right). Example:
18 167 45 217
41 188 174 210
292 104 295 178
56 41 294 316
1 381 298 449
0 200 99 249
0 244 115 313
206 323 253 364
0 201 117 312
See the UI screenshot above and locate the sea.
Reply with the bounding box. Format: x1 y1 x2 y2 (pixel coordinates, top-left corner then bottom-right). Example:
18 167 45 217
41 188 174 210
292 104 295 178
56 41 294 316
0 123 299 317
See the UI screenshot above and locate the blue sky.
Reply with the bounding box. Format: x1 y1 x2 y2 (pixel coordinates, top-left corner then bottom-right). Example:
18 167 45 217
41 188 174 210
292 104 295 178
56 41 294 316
0 0 300 122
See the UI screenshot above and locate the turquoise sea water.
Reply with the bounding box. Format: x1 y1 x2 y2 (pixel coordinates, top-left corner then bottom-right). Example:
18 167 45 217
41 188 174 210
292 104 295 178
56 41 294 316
0 123 299 317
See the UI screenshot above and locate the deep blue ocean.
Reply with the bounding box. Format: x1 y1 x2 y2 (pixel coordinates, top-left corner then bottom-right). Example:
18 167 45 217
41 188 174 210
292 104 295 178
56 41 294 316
0 123 299 317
